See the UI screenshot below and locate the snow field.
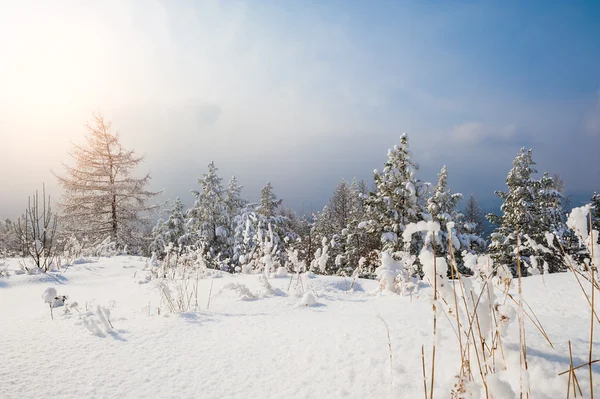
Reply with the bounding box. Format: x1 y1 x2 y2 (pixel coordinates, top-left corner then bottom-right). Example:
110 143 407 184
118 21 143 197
0 256 599 398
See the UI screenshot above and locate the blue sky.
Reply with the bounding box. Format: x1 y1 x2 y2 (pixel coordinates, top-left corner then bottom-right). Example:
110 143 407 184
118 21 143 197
0 0 599 218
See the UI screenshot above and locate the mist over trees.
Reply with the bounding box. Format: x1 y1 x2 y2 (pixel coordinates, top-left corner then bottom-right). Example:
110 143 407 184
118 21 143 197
0 113 598 279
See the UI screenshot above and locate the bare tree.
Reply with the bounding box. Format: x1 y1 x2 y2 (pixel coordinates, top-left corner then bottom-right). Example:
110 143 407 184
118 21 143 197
15 184 58 272
53 112 160 251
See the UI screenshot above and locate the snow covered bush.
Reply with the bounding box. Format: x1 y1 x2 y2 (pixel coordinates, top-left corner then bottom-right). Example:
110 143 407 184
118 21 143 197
0 259 8 277
375 252 405 293
81 236 119 258
80 305 114 337
310 237 329 274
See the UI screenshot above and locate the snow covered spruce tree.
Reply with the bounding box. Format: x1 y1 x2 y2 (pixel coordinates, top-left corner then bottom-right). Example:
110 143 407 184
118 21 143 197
426 165 471 269
54 113 159 252
231 182 292 273
363 134 429 265
150 197 187 256
187 162 230 264
341 179 378 275
225 176 247 265
258 182 283 219
463 194 486 237
256 182 290 253
487 148 565 276
311 179 358 274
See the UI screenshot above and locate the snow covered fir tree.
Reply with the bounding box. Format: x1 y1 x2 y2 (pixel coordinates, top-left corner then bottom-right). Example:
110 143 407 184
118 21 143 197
487 148 569 276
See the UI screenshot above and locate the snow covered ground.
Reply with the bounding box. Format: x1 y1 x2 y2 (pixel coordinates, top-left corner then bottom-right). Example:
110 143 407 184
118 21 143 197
0 256 599 398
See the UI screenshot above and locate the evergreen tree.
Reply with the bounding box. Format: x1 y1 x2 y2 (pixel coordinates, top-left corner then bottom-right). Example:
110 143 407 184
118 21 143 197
536 173 565 234
463 194 485 237
487 148 565 275
232 183 289 272
258 182 283 218
312 180 357 274
225 176 246 220
487 148 537 275
53 113 159 250
187 162 229 260
426 165 465 262
224 176 247 263
150 198 188 256
342 178 378 274
363 134 428 254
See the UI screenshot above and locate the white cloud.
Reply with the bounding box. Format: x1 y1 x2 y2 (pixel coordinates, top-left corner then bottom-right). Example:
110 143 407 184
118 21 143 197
451 122 518 143
452 122 486 142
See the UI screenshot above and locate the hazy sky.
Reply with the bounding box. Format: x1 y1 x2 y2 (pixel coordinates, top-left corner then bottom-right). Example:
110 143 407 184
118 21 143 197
1 0 599 219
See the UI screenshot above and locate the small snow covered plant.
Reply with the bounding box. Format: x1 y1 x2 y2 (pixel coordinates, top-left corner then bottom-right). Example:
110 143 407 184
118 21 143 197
285 247 306 294
310 237 330 274
375 252 406 293
81 305 114 337
155 247 209 313
0 259 8 277
42 287 68 320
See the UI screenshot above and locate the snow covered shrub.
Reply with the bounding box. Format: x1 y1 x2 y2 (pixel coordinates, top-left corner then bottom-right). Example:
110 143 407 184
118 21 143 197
0 259 8 277
375 252 405 293
310 237 329 274
59 235 85 266
218 283 256 301
86 236 119 257
80 305 114 337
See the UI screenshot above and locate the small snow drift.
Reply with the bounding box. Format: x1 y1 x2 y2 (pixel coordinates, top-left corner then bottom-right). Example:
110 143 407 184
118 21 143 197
274 266 288 278
297 292 320 307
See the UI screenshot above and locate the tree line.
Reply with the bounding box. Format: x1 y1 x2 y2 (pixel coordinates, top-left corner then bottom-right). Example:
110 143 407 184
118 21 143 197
0 113 598 277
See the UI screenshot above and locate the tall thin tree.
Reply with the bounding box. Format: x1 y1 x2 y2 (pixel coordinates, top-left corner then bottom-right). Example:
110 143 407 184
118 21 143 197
53 112 159 249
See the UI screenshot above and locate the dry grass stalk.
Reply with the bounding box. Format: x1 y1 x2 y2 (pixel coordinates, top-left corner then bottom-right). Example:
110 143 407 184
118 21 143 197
377 316 394 384
589 213 596 399
567 340 583 398
206 275 215 310
422 344 428 399
515 233 530 399
430 242 438 399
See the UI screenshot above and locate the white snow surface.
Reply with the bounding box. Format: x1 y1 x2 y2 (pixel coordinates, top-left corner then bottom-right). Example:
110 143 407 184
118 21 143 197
1 256 599 398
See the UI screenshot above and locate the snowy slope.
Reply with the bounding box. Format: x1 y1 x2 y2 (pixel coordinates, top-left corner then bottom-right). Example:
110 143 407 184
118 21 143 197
0 257 598 398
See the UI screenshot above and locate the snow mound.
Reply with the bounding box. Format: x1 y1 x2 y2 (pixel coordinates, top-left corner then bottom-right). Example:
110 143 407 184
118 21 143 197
297 292 319 307
274 267 288 278
72 257 93 265
218 283 256 301
305 276 365 293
